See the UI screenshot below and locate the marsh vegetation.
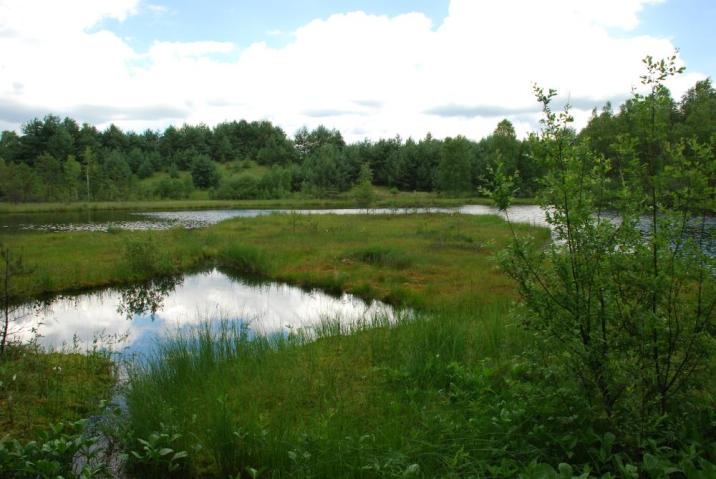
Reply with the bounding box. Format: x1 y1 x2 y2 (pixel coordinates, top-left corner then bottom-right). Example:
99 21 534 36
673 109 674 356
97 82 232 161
1 55 715 477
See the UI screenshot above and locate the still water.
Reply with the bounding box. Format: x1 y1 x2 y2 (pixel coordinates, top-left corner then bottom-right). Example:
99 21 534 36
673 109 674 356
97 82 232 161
9 269 395 356
0 205 548 233
0 209 274 233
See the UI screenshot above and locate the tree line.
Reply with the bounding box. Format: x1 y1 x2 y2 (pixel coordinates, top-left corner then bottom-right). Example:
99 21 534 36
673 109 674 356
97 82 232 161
0 77 714 203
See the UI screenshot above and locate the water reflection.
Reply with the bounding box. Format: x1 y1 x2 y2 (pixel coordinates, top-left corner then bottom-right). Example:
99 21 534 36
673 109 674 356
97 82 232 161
117 275 183 320
1 205 538 233
457 204 549 228
10 269 395 356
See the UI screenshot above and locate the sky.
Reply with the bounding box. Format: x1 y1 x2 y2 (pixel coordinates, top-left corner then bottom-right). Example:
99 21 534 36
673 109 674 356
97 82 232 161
0 0 713 142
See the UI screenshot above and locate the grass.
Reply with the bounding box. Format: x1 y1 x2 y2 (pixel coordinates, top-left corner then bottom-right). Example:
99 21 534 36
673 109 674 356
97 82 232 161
1 212 552 476
345 245 414 269
1 213 543 309
0 342 115 440
124 303 529 477
1 228 210 302
218 243 275 277
4 211 713 476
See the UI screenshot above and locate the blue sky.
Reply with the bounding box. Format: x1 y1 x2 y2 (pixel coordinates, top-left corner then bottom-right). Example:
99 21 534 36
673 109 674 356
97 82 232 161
0 0 712 140
634 0 716 77
99 0 714 76
101 1 450 52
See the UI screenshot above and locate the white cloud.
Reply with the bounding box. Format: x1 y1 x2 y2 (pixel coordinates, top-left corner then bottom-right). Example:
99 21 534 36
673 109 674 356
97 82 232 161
148 40 235 60
0 0 706 141
0 0 138 36
147 4 168 15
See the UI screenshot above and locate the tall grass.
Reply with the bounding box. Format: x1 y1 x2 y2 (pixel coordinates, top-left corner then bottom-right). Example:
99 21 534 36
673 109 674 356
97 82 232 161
217 244 274 277
123 300 525 477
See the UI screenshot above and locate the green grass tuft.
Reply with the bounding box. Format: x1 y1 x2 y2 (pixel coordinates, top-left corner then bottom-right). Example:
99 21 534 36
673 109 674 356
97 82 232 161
218 244 274 277
345 245 414 269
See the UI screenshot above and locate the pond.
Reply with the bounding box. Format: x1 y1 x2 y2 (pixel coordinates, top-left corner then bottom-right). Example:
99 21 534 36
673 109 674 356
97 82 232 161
0 205 548 233
8 269 396 357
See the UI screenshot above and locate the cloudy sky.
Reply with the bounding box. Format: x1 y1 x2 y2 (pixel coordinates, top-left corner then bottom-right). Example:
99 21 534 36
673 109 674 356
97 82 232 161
0 0 713 141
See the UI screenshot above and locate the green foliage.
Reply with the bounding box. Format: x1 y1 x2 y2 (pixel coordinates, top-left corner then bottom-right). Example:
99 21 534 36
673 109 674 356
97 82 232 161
301 144 347 196
482 162 518 211
99 150 134 200
137 158 155 179
34 153 64 201
676 78 716 144
190 154 221 189
0 420 108 478
0 162 41 202
63 155 82 201
436 136 473 194
80 146 95 201
214 165 295 200
352 162 376 208
213 175 260 200
294 125 345 158
494 55 716 471
150 176 194 200
126 426 190 478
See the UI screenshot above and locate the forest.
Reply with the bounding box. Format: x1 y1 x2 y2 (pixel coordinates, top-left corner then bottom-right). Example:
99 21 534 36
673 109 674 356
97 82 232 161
1 77 714 204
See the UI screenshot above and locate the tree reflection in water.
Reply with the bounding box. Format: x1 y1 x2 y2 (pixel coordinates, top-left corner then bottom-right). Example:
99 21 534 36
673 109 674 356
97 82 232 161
117 275 183 320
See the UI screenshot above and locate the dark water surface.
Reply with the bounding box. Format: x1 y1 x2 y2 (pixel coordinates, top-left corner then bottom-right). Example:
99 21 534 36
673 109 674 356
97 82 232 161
9 269 395 356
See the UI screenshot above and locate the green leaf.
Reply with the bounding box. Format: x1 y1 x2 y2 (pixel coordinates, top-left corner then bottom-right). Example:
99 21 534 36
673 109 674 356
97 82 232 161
558 463 573 478
172 450 188 460
158 447 174 456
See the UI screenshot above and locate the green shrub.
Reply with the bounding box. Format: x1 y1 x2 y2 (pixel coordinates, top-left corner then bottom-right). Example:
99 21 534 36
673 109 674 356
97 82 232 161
213 175 260 200
190 154 221 189
153 177 193 199
492 55 716 472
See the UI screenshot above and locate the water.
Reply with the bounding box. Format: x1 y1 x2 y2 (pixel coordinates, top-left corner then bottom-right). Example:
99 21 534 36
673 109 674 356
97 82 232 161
0 205 547 233
0 209 275 233
457 204 549 227
8 269 395 356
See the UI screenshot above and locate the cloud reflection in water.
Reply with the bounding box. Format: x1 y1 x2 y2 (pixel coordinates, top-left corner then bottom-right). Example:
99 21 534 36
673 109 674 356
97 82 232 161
12 269 394 356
